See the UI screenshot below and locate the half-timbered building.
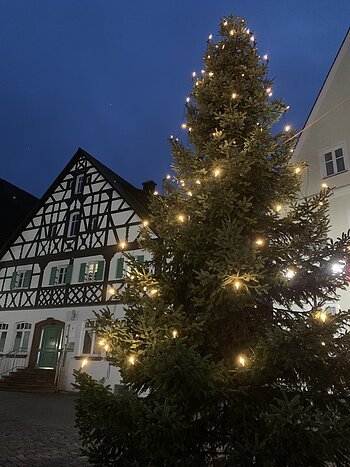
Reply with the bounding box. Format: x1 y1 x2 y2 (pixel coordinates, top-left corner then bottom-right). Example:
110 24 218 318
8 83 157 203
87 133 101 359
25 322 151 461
0 148 155 391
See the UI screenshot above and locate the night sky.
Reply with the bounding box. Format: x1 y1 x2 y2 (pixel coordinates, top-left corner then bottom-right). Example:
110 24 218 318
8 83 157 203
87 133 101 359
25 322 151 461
0 1 349 198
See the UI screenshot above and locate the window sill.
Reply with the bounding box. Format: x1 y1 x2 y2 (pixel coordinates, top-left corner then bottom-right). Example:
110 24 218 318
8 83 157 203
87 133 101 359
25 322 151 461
323 169 348 180
74 355 102 361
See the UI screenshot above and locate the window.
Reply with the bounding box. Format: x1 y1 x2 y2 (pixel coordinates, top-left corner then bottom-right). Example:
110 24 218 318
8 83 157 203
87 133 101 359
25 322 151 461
0 324 9 353
85 174 91 184
13 323 32 352
81 321 100 355
323 146 346 177
66 179 73 189
89 216 98 231
49 264 72 285
68 212 80 237
79 261 104 282
47 224 57 238
10 270 32 290
75 174 85 194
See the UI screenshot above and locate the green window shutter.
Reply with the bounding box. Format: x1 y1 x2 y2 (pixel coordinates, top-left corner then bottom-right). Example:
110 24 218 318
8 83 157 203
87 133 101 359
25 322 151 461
116 258 124 279
95 261 105 281
79 263 87 282
49 267 57 285
23 270 32 288
137 255 144 264
65 264 73 284
10 272 17 290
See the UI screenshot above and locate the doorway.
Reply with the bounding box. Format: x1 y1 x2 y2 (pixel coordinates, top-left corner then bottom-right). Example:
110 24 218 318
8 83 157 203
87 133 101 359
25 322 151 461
37 324 63 369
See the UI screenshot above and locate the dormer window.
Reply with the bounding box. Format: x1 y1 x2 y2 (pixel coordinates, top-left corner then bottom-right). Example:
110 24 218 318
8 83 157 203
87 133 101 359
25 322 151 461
75 174 85 194
322 145 347 178
68 212 80 237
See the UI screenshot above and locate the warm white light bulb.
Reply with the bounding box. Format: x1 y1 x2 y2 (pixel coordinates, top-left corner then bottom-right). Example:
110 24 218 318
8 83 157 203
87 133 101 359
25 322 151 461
153 191 158 195
186 97 190 103
230 29 234 36
208 34 213 40
177 214 185 223
142 220 149 227
285 125 291 132
321 183 328 188
192 71 196 77
331 262 344 274
263 54 268 60
81 358 88 368
181 123 187 129
238 355 246 367
250 35 255 42
255 238 264 246
275 204 282 212
231 92 237 99
172 329 178 339
223 20 228 26
295 167 301 174
208 71 214 77
213 168 221 178
128 355 135 365
234 280 241 290
285 268 296 279
119 241 127 249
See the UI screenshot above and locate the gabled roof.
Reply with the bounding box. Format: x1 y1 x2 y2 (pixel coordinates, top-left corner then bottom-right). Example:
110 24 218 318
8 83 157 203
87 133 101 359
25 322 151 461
0 178 38 248
294 28 350 160
0 148 154 257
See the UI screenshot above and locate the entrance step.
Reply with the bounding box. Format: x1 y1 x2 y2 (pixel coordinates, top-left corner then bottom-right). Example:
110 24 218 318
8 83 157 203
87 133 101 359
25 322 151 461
0 368 57 393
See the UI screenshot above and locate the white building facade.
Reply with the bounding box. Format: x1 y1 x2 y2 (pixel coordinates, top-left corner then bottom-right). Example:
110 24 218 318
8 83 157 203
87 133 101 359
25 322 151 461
0 148 154 391
293 29 350 311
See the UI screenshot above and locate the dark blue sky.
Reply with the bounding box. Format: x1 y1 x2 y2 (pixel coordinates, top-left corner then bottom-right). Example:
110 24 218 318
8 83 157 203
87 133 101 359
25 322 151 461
0 0 349 197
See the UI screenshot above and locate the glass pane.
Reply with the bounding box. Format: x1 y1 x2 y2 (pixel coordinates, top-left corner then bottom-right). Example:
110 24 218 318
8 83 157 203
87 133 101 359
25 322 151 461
0 332 7 352
326 161 334 176
13 332 22 351
324 152 333 162
335 148 343 159
336 156 345 172
82 330 93 354
22 331 30 351
92 332 100 355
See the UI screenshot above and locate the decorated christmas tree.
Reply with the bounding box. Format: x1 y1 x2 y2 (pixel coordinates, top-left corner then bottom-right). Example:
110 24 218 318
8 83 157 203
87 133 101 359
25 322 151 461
75 15 350 466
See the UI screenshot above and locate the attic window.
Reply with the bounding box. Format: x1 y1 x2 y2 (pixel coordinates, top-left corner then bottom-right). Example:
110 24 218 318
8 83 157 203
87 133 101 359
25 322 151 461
68 212 80 237
323 146 347 178
75 174 85 194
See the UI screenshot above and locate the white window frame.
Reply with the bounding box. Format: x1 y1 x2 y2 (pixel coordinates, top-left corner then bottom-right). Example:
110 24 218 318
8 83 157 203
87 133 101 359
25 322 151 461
75 174 85 194
13 322 32 352
320 142 348 179
80 321 100 356
56 265 68 285
68 212 80 237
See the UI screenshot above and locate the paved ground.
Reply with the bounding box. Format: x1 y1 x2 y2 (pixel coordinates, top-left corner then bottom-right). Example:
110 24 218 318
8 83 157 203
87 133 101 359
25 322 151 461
0 391 89 466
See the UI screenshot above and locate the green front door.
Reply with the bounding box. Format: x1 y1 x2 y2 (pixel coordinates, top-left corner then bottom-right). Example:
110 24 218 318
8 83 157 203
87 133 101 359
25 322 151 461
37 325 63 369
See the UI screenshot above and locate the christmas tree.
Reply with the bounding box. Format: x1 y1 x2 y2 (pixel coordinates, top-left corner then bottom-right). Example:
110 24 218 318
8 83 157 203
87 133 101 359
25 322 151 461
75 15 350 466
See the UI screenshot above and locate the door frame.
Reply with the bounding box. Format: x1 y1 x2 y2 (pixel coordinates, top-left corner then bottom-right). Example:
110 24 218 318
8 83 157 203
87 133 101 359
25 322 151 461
28 318 65 368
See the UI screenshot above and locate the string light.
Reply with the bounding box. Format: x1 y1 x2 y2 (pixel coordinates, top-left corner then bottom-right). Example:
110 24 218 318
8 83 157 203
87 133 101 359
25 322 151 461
187 191 193 197
315 310 327 323
284 268 296 279
207 54 211 59
266 88 272 94
208 72 214 77
192 72 196 77
142 220 149 227
195 180 201 185
186 97 190 103
237 355 246 367
250 35 255 42
119 241 127 249
172 329 178 339
166 174 171 179
201 69 205 74
255 238 265 246
321 341 326 346
275 204 282 212
246 29 250 34
234 280 241 290
231 92 237 99
177 214 185 223
319 201 323 206
294 167 301 174
223 20 228 26
284 124 291 132
98 339 106 347
263 54 268 60
331 262 344 274
208 34 213 40
181 123 187 129
321 183 328 188
154 191 159 195
230 29 234 35
213 168 221 177
104 344 109 352
81 358 88 368
128 355 136 365
149 288 158 296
